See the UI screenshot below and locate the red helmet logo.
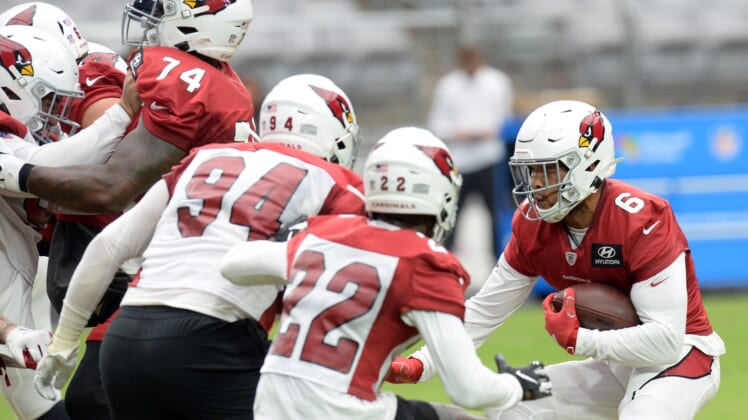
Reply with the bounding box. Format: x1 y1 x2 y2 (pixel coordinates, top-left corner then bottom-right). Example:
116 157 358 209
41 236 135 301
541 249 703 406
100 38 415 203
310 85 354 129
416 145 457 181
579 110 606 151
5 5 36 26
0 35 34 79
185 0 236 15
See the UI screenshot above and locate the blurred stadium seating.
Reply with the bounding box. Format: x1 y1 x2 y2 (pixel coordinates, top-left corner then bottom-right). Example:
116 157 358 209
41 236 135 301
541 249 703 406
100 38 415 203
49 0 748 143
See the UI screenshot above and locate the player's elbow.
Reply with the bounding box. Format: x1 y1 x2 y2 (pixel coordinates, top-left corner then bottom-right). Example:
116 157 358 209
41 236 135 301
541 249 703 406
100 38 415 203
646 323 684 365
442 377 492 410
446 390 488 410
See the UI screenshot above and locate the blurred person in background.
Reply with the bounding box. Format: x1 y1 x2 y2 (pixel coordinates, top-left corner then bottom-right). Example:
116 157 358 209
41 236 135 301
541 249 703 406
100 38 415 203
387 100 725 420
32 74 366 419
427 44 514 261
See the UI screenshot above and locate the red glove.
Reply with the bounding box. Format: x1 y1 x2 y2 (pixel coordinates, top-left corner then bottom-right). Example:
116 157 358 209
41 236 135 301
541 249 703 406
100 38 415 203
542 288 580 355
385 356 423 384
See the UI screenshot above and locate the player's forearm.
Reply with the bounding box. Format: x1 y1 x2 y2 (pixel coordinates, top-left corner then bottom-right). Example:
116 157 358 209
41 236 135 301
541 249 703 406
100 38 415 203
463 255 536 347
0 315 17 343
409 311 522 411
26 164 137 213
576 254 688 366
21 104 132 166
53 183 166 353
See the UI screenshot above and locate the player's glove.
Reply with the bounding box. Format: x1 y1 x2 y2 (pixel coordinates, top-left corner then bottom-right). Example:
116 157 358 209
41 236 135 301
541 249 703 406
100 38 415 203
385 355 424 384
0 150 33 193
542 288 579 355
33 347 78 400
4 327 51 369
495 354 552 401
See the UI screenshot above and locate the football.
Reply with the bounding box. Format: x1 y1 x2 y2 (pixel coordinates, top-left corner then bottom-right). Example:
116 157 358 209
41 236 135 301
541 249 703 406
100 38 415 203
552 283 641 330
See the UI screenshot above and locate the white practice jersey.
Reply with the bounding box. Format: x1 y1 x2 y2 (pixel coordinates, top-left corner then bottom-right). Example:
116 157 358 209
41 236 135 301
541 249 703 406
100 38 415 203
125 142 365 323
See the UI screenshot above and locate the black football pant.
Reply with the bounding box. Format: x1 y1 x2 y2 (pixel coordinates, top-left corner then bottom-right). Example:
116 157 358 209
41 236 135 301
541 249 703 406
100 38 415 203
47 220 130 326
100 306 269 420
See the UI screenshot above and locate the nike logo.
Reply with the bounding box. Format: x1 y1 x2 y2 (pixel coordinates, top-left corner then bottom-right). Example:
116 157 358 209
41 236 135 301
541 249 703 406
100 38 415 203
651 276 669 287
150 102 169 111
642 221 661 235
85 75 105 87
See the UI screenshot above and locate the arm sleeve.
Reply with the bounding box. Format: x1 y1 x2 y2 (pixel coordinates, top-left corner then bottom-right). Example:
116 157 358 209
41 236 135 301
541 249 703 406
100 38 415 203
575 252 687 367
220 240 289 286
12 104 131 166
412 254 537 381
49 180 169 353
404 310 522 411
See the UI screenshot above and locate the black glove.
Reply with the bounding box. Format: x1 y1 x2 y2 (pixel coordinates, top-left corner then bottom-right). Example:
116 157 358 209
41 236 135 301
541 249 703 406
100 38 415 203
495 353 552 401
272 216 308 242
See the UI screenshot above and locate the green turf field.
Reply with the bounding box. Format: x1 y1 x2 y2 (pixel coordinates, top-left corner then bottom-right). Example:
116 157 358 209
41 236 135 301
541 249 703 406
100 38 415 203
1 293 744 419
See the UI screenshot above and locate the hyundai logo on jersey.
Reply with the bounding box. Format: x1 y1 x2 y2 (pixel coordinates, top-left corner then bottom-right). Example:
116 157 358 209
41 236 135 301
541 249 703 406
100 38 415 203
591 243 622 267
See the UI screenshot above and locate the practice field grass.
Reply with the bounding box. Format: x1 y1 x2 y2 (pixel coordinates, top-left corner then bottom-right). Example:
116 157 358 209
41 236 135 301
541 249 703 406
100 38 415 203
1 293 745 419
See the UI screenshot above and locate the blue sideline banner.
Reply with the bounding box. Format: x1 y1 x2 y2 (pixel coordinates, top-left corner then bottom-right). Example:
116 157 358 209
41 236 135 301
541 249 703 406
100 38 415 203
506 106 748 295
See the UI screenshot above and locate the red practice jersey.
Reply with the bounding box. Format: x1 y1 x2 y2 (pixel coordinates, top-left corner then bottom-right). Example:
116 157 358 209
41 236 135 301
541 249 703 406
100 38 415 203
88 47 255 340
56 58 128 228
262 215 469 401
504 179 713 336
129 46 255 150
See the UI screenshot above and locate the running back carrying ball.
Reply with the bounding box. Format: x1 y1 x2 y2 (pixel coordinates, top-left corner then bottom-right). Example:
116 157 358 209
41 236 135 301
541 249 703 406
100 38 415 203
552 283 641 330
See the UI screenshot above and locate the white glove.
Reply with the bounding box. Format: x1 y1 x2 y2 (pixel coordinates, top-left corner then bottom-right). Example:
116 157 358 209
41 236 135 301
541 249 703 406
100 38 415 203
33 348 78 400
4 327 51 369
0 150 32 193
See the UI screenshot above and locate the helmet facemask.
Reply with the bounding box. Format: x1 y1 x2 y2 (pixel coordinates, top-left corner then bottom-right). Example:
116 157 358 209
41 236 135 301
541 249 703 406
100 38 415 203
122 0 166 47
32 82 83 143
510 150 587 223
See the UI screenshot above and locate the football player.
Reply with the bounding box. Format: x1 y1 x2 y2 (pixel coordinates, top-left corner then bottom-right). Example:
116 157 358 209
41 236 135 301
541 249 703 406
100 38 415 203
1 4 154 417
32 74 366 418
0 0 254 416
385 101 725 420
220 127 552 419
0 24 140 420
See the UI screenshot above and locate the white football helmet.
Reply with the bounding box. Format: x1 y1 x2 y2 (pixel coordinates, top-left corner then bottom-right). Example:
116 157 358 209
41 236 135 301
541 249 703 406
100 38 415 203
364 127 462 243
0 2 89 62
509 100 622 223
0 25 83 143
259 74 361 169
122 0 253 62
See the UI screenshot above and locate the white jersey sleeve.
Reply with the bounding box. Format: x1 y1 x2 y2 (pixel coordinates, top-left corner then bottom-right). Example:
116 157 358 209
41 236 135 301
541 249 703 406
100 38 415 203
411 254 536 381
404 310 522 411
220 240 288 286
575 252 688 366
50 180 168 352
7 104 131 166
